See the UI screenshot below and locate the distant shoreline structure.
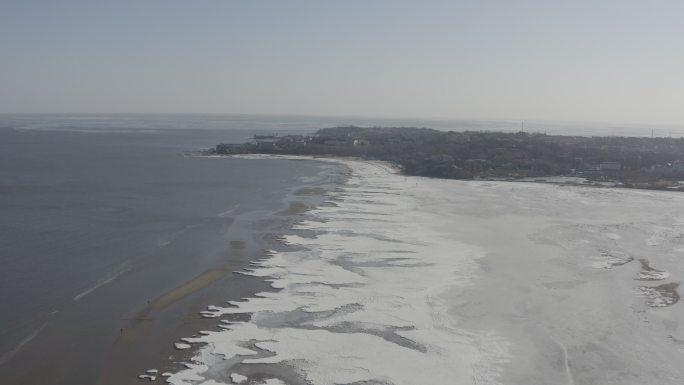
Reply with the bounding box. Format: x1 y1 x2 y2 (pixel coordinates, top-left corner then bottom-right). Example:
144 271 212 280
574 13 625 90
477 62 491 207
3 113 684 138
208 125 684 191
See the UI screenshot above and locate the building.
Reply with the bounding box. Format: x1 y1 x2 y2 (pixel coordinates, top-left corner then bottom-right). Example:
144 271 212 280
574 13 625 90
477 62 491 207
322 139 348 146
673 160 684 172
599 161 621 171
255 139 279 151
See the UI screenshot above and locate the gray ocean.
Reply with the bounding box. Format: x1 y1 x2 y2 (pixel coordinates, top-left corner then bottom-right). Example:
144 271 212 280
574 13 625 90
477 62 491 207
1 113 683 384
0 114 345 384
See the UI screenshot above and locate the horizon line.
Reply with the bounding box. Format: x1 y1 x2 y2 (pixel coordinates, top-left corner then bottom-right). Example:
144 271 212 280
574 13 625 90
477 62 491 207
1 111 684 129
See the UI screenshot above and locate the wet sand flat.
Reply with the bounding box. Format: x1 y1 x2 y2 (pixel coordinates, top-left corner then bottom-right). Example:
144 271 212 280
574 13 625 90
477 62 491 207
95 266 274 385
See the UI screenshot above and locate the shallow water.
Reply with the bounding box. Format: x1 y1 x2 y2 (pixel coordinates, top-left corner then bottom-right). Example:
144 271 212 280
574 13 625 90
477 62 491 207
0 115 333 384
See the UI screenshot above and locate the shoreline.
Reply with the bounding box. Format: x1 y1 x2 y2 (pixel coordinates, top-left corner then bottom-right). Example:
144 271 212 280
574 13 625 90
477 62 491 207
210 125 684 193
0 156 343 385
96 157 349 385
206 153 684 195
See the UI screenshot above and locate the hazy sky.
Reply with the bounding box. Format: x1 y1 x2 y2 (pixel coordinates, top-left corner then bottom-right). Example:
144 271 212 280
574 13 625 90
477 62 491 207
2 0 683 124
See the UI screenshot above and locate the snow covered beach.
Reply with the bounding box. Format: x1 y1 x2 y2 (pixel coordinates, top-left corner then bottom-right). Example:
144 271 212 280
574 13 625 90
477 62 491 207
164 158 684 385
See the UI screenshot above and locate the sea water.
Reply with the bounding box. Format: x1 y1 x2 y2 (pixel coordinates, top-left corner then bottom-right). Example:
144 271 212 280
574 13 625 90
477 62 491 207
0 114 332 384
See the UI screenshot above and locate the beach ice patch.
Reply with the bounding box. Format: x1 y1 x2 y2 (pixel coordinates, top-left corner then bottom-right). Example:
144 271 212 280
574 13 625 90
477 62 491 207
257 380 287 385
646 225 684 246
637 283 680 307
591 250 633 269
636 259 670 281
163 159 509 385
229 373 248 383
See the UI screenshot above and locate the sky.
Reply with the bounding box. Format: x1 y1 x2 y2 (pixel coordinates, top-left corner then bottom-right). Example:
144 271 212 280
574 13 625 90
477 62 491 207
1 0 684 125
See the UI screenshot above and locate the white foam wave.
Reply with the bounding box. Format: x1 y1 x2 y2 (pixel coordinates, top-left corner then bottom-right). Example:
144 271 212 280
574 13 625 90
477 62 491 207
73 261 131 301
0 323 47 365
164 159 509 385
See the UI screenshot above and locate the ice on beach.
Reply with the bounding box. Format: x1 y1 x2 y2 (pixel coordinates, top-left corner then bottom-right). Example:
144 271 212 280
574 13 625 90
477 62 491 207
649 270 674 280
590 250 634 269
258 380 287 385
164 363 209 384
646 225 684 246
636 259 670 281
229 373 247 383
164 157 684 385
163 159 505 385
174 342 192 350
638 284 680 307
200 305 224 318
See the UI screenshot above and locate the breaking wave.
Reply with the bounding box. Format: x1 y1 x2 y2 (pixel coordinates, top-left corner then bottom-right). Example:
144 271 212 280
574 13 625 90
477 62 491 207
73 261 131 302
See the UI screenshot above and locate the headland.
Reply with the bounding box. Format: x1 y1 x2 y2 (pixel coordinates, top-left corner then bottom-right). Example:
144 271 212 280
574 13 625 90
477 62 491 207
209 126 684 191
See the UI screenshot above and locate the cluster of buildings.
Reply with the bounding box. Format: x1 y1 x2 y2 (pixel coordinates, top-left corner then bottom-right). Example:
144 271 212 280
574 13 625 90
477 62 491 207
213 132 373 155
210 127 684 187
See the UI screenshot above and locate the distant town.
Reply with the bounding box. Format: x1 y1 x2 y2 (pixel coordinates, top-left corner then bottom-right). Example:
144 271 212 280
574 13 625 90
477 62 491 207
209 126 684 191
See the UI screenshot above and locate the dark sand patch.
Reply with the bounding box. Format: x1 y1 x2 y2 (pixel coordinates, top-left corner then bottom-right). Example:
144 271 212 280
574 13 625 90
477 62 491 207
117 268 228 344
152 269 227 310
94 266 273 385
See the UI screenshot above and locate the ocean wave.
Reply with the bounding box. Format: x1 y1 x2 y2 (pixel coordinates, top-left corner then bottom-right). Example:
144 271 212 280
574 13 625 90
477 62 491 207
0 323 46 365
73 261 131 302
